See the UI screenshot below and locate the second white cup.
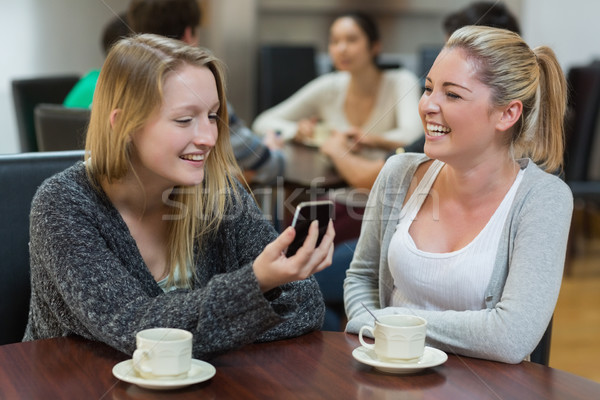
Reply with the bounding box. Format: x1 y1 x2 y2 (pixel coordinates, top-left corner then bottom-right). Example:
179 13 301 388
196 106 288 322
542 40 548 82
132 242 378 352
132 328 193 380
359 315 427 362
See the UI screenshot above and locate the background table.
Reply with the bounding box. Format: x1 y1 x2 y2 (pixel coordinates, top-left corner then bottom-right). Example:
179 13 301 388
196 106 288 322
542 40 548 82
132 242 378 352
282 141 342 188
1 331 599 399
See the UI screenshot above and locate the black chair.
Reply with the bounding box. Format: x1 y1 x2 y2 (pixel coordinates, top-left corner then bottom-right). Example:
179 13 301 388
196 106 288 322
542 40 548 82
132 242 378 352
34 104 90 151
256 44 317 115
530 318 553 366
562 63 600 272
0 150 85 345
11 75 80 152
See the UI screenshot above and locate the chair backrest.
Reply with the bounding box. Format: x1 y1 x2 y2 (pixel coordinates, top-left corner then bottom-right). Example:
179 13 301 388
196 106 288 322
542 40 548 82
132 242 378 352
11 75 80 152
564 64 600 182
0 150 85 345
529 317 553 366
256 44 317 115
34 104 90 151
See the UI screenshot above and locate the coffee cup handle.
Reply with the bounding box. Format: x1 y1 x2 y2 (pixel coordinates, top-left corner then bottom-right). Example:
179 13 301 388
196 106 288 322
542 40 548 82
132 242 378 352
132 349 152 375
359 326 375 350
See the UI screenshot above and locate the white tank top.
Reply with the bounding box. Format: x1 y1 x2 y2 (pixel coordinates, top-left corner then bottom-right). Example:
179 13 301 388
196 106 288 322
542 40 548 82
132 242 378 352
388 160 523 311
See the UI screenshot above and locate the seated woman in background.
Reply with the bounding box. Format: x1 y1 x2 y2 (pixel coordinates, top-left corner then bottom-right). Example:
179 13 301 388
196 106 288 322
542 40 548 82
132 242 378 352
344 26 573 363
252 11 423 155
24 34 335 359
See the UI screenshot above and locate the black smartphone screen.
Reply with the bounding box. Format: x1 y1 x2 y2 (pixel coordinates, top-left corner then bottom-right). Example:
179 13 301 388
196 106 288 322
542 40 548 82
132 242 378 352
285 200 334 256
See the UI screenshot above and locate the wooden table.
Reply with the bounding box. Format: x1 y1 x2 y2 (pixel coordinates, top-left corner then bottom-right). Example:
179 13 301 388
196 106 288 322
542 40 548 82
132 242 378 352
1 331 599 399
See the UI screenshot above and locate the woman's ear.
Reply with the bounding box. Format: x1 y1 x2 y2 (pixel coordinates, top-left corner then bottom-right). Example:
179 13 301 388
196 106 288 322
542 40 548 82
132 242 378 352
182 26 198 46
496 100 523 132
371 41 382 60
109 109 120 129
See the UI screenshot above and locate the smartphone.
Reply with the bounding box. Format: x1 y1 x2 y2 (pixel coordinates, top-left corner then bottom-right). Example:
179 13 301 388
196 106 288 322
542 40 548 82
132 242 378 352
286 200 334 257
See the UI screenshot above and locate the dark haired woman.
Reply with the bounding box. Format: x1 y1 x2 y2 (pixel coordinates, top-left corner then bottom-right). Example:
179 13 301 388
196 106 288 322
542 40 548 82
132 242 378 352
252 11 423 151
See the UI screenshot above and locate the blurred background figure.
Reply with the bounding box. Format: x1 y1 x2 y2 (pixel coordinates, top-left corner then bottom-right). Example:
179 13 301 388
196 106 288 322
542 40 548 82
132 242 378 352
443 0 521 36
252 11 423 185
253 11 423 150
63 12 130 108
253 11 423 250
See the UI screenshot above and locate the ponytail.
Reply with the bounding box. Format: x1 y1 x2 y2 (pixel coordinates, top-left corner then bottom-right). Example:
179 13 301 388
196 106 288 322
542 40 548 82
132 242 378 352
447 26 568 173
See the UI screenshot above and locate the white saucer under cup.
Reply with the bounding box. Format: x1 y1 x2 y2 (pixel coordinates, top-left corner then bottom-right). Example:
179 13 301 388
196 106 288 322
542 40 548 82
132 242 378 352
352 345 448 374
112 358 216 390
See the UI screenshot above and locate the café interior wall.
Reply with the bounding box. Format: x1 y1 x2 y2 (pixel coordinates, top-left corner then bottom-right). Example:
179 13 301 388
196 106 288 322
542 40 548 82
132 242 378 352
1 0 600 154
0 0 127 155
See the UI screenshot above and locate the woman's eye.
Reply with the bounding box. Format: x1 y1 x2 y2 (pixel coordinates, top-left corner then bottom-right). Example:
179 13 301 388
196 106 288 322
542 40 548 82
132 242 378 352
423 86 432 94
446 92 461 100
208 113 219 121
175 117 192 124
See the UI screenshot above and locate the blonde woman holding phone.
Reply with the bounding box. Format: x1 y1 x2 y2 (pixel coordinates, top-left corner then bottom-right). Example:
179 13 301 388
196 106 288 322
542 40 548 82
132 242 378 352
24 34 334 359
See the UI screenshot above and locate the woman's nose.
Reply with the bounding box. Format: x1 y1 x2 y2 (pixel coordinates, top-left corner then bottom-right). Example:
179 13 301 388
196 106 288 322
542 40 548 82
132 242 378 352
419 92 441 114
332 41 346 54
192 120 217 147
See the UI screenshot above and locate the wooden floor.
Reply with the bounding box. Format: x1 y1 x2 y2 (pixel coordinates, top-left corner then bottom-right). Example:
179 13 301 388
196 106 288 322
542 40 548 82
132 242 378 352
550 212 600 383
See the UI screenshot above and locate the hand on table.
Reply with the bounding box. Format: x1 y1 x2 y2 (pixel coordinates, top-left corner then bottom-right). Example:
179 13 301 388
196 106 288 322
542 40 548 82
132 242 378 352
343 127 378 150
294 117 318 142
320 129 355 157
253 219 335 292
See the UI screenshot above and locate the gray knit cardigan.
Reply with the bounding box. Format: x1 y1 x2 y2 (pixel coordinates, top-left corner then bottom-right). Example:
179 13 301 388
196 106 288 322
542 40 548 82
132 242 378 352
23 163 324 359
344 153 573 363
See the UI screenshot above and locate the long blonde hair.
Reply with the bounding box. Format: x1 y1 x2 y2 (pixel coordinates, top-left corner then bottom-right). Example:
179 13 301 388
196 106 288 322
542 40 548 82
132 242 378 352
446 26 567 173
85 33 241 287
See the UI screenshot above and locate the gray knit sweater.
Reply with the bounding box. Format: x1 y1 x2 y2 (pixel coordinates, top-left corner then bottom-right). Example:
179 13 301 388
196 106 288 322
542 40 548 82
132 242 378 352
23 163 324 359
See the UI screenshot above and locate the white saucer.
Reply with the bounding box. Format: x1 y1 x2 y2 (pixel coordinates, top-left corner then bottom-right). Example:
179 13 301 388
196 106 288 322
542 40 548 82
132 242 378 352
352 346 448 374
112 359 216 390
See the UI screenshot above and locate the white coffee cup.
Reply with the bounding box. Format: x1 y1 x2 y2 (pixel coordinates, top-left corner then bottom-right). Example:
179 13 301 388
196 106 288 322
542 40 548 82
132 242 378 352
132 328 193 380
359 315 427 362
312 123 330 146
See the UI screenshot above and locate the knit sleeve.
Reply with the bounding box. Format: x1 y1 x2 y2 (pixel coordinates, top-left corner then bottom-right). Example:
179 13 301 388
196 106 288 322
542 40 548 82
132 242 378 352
220 185 326 343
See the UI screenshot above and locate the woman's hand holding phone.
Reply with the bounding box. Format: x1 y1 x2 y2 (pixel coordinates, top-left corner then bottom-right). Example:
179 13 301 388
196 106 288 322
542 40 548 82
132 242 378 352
252 219 335 293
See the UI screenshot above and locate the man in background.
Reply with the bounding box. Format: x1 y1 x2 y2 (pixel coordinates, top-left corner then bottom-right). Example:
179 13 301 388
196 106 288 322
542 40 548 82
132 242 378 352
63 12 130 108
65 1 283 186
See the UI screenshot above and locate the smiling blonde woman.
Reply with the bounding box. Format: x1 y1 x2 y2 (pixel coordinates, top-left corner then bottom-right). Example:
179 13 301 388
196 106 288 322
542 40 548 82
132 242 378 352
344 26 572 364
24 34 335 360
